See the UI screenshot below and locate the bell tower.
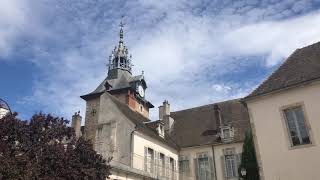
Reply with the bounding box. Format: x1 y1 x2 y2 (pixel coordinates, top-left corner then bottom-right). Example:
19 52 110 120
81 19 154 118
107 20 133 79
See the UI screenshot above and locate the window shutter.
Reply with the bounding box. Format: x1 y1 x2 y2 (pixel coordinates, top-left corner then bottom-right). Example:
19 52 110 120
221 156 227 180
208 157 214 180
194 158 199 180
144 147 148 171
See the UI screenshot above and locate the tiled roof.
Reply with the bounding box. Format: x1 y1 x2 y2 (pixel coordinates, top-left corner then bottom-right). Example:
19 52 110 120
169 99 250 148
245 42 320 99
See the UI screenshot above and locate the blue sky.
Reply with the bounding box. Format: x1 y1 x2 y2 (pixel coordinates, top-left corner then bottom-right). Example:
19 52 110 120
1 0 320 121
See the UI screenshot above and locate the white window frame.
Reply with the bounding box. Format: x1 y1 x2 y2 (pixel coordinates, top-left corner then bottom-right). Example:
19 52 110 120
145 147 154 173
197 153 209 180
280 103 314 149
221 126 234 142
225 154 237 178
159 153 165 177
179 155 190 176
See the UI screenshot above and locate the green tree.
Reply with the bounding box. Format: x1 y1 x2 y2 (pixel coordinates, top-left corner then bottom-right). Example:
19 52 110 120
0 113 111 180
238 131 260 180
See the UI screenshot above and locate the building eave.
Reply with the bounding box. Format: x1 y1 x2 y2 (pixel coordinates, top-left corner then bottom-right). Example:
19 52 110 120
243 77 320 103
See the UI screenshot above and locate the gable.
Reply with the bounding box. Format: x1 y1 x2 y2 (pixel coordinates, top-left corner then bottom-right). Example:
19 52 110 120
246 42 320 100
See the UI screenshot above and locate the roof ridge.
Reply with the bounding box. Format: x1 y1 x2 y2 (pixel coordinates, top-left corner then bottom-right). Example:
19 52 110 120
171 98 240 113
244 48 301 99
244 41 320 100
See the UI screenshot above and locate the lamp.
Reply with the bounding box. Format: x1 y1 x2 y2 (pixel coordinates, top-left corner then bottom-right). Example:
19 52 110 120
240 167 247 177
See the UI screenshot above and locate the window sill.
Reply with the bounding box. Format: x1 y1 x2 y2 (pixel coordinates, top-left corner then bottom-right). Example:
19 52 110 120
288 143 315 150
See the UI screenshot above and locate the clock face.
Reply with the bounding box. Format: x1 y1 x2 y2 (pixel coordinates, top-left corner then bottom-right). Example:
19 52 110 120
138 85 145 97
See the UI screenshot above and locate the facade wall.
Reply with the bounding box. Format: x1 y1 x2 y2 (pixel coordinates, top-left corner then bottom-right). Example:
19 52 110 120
246 82 320 180
132 132 179 173
179 143 243 180
214 143 243 180
84 97 100 144
179 146 213 180
98 93 136 166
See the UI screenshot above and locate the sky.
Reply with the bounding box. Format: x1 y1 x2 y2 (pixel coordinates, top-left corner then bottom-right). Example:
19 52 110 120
1 0 320 121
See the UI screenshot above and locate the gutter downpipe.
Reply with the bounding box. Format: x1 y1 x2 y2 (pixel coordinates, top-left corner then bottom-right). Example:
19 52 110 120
212 145 218 180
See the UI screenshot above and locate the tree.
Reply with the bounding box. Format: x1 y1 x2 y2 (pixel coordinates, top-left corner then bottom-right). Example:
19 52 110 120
238 131 260 180
0 113 111 180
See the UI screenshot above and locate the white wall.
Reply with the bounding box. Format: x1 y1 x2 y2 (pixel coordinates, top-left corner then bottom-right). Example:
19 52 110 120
247 82 320 180
132 132 179 171
179 142 243 180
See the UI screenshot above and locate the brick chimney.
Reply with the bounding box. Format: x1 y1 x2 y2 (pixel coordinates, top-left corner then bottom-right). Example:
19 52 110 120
72 111 82 138
159 100 174 133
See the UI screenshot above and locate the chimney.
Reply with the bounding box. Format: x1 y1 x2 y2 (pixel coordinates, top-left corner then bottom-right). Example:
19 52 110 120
159 100 170 120
72 111 82 138
159 100 174 133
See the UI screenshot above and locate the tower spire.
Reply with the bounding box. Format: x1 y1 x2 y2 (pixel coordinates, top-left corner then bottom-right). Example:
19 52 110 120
119 17 125 43
107 17 132 75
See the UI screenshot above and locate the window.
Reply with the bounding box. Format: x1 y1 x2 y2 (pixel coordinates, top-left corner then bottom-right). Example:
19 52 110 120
198 153 209 180
158 124 165 138
283 106 311 146
223 148 241 179
179 156 190 176
159 153 165 177
144 147 154 173
223 128 230 139
225 155 237 178
169 157 175 179
221 126 234 142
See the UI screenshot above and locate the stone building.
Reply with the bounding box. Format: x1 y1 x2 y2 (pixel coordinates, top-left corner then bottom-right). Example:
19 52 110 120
243 42 320 180
73 23 251 180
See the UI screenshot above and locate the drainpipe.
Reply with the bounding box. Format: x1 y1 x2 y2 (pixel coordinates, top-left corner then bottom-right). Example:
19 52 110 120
211 145 218 180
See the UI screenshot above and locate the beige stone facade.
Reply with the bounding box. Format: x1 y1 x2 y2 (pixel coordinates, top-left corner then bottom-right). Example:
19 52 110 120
246 82 320 180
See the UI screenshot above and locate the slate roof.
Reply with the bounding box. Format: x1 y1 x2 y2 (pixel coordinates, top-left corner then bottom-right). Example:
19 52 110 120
169 99 250 148
81 74 144 99
105 92 179 150
245 42 320 99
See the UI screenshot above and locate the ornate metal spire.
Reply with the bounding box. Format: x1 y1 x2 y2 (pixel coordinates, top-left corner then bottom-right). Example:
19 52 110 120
107 17 133 74
119 18 124 43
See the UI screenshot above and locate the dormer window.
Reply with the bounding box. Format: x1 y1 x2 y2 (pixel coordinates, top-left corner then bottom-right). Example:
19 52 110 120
221 126 234 142
157 124 165 138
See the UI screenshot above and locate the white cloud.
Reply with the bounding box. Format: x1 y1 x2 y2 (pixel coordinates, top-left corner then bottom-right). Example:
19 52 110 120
0 0 28 57
4 0 320 120
221 11 320 66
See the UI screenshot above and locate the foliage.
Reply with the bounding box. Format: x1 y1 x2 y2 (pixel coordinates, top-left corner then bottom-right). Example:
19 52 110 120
238 131 260 180
0 113 111 180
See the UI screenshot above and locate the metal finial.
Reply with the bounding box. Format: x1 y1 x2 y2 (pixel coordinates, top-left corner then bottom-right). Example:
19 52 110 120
119 16 125 42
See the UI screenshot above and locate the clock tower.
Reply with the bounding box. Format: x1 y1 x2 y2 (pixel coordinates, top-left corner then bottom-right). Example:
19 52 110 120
81 20 154 118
